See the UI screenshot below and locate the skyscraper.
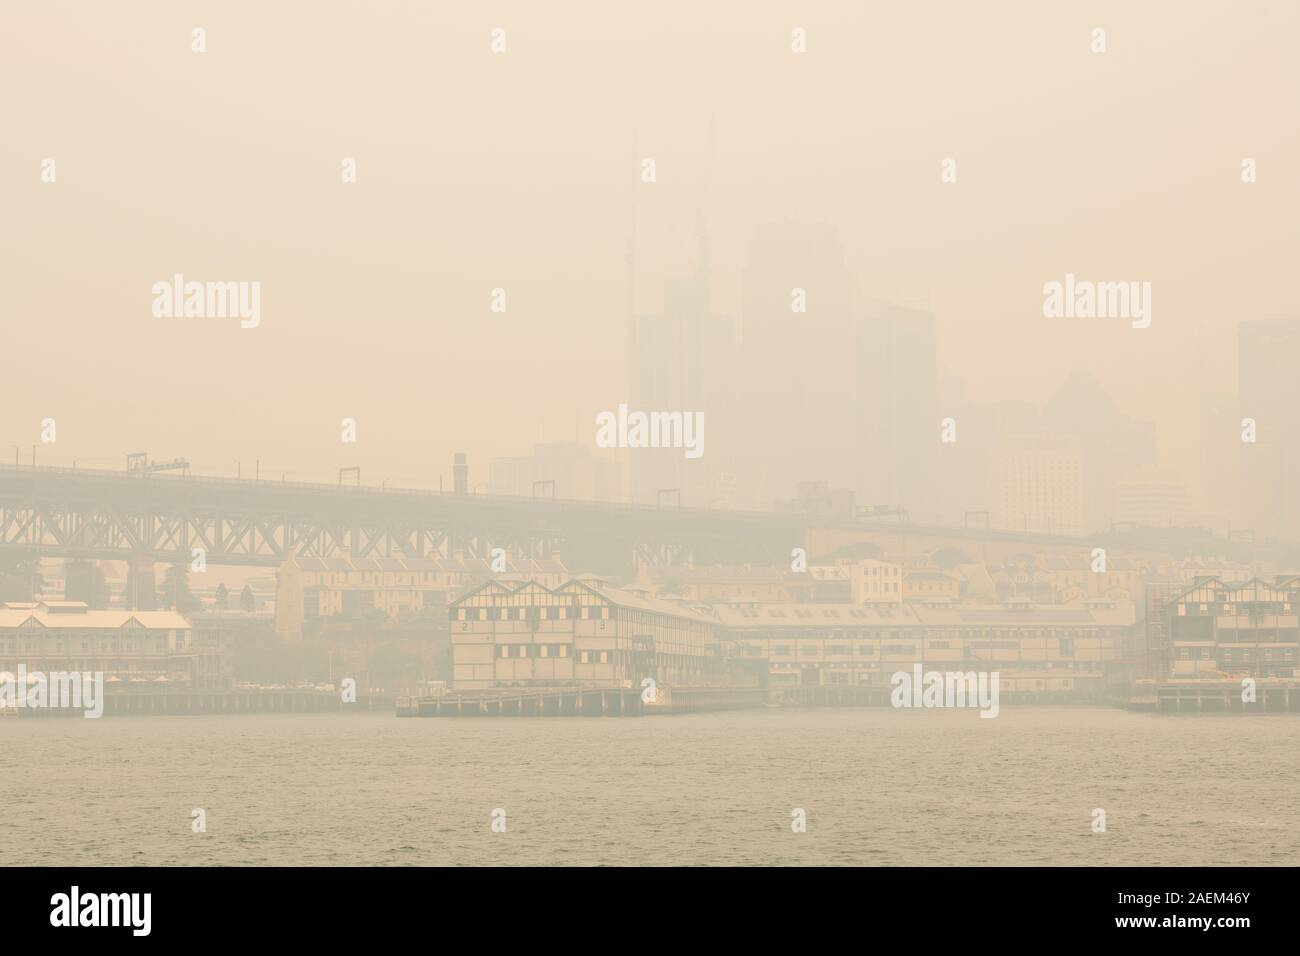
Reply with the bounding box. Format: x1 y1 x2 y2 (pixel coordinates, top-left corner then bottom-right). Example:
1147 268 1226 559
627 227 734 507
732 221 860 509
1239 319 1300 542
855 298 938 517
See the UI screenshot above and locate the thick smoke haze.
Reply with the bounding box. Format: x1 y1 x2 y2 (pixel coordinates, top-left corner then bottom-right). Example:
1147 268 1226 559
4 1 1297 513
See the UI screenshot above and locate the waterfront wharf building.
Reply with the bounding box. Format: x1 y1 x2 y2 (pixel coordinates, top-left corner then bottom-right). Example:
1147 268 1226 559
274 551 568 638
448 578 720 691
0 600 194 683
712 599 1137 697
1154 577 1300 679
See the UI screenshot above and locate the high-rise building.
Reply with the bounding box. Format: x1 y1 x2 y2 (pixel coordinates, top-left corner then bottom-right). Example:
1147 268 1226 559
1199 393 1241 533
1112 474 1193 529
992 433 1084 536
627 215 734 508
730 223 940 514
1239 319 1300 542
855 298 938 517
732 222 860 509
1043 370 1155 533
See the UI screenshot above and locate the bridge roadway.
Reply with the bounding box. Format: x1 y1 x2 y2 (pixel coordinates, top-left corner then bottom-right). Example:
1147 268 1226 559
0 464 1162 571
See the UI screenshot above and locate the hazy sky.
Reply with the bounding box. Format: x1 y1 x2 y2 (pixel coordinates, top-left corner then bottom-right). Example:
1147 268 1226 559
3 1 1296 494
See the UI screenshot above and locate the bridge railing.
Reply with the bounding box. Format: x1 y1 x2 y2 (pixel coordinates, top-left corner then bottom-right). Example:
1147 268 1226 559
0 463 790 522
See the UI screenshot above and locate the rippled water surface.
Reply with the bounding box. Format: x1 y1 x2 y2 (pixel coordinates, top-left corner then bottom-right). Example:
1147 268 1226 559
3 708 1297 865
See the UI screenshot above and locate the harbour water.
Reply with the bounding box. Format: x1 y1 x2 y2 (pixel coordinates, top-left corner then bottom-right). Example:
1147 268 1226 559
3 708 1297 866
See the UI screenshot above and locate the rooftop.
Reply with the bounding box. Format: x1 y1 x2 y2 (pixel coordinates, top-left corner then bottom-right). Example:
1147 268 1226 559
0 601 191 630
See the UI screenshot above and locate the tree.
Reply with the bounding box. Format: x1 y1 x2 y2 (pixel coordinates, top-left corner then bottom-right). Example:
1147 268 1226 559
161 562 202 613
214 582 229 610
658 578 689 597
124 562 158 610
65 560 111 608
931 547 973 570
88 566 111 608
239 584 255 612
0 554 43 602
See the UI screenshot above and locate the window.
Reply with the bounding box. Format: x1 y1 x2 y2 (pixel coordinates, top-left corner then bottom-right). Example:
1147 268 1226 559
558 645 569 658
599 651 609 664
518 645 529 658
579 651 590 664
498 645 510 658
540 645 550 658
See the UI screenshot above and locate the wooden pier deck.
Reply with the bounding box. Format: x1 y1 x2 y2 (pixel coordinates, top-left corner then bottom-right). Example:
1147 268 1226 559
7 689 394 717
398 686 644 717
1129 678 1300 714
398 685 768 717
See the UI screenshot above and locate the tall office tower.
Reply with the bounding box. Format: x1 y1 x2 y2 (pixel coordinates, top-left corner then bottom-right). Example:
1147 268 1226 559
1239 319 1300 542
1043 370 1156 533
1112 471 1193 529
733 221 860 509
992 433 1084 536
627 231 735 508
1199 393 1241 533
855 298 938 520
934 381 1042 528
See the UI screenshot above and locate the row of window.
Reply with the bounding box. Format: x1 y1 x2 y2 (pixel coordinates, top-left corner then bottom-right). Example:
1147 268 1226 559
497 644 569 659
495 645 613 664
458 606 610 621
1182 602 1295 614
731 630 1114 643
0 641 173 653
753 638 1079 657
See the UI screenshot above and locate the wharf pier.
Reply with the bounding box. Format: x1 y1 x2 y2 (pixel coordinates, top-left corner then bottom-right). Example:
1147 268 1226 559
398 686 643 717
774 684 1114 708
397 684 767 717
5 689 394 718
1128 678 1300 714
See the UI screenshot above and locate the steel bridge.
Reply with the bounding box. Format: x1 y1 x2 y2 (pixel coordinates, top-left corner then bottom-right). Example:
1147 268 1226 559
1 464 1238 575
0 465 806 571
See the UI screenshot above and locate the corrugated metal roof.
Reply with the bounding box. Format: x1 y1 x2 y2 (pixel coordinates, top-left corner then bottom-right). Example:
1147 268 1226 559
0 602 190 630
711 601 1135 628
288 552 567 575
